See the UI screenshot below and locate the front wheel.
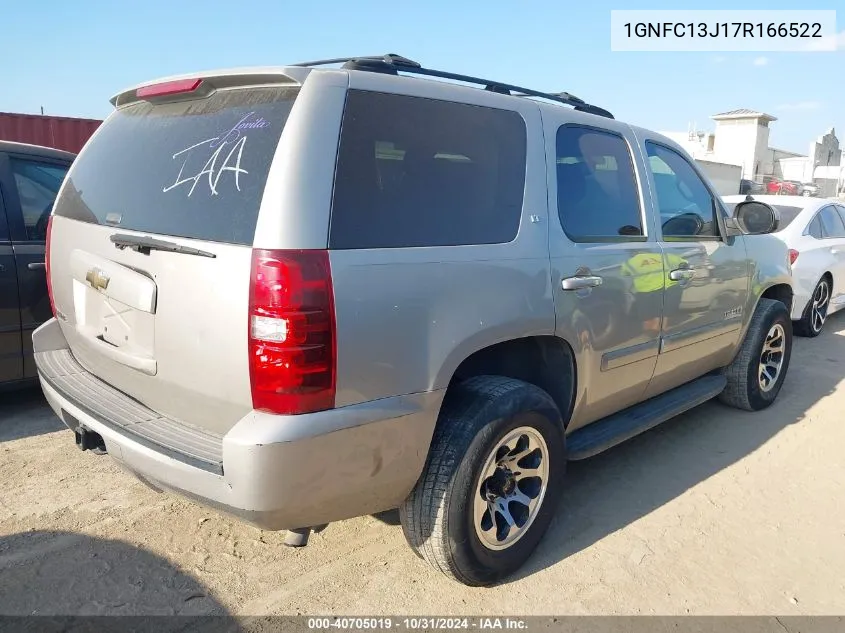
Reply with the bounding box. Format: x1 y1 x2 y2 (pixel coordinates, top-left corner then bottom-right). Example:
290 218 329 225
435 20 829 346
399 376 565 586
719 298 792 411
794 277 830 338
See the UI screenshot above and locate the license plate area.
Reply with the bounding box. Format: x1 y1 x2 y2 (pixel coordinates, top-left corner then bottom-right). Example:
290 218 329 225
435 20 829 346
72 280 156 357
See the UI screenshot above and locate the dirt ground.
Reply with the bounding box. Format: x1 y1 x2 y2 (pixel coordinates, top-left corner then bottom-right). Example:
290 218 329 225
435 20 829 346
2 316 845 617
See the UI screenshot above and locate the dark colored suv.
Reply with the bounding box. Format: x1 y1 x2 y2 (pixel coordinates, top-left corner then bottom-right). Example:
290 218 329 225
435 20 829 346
0 141 74 388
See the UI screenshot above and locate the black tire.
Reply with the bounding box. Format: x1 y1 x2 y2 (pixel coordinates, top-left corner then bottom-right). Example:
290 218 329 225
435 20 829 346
794 276 831 338
718 298 792 411
399 376 565 586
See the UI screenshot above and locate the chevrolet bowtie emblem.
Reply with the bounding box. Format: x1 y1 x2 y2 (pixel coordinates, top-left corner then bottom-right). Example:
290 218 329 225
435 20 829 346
85 267 110 291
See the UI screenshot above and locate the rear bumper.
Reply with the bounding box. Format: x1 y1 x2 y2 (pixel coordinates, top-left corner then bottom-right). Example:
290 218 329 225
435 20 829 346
34 319 442 530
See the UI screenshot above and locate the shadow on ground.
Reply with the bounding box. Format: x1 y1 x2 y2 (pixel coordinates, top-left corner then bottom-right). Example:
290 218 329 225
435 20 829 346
372 510 401 526
0 386 63 443
0 531 243 631
506 313 845 582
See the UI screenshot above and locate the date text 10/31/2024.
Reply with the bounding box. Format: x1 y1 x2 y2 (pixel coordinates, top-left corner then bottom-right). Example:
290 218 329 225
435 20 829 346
307 617 529 630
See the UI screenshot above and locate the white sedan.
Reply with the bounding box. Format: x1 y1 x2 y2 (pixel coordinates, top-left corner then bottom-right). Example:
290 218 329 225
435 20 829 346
724 194 845 337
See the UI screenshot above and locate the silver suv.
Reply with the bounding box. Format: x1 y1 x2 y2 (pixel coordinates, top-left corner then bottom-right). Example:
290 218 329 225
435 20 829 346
34 54 794 586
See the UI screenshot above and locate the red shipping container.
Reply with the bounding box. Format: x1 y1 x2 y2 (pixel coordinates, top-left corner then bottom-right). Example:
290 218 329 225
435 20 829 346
0 111 102 154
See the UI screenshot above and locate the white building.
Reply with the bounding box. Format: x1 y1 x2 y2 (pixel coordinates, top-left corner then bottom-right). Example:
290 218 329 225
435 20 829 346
662 110 842 196
658 128 743 196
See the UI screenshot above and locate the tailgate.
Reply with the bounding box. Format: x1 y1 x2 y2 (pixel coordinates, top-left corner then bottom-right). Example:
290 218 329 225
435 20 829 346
48 79 300 435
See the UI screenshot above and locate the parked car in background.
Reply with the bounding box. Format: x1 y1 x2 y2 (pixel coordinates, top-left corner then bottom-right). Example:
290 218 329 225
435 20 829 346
740 179 765 195
724 194 845 337
0 141 74 388
35 54 793 586
766 179 802 195
765 178 784 194
786 180 805 196
801 182 820 197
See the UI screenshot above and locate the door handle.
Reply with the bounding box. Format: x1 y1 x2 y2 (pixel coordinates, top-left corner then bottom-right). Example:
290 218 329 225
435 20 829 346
561 275 603 291
831 247 842 255
28 262 46 271
668 268 696 281
0 264 4 272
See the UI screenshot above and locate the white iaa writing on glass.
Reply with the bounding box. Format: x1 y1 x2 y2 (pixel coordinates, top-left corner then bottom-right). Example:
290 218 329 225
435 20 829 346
163 112 270 197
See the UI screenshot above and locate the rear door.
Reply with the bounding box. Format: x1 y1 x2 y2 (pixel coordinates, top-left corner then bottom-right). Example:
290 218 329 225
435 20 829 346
0 153 71 377
48 78 302 434
816 205 845 305
0 173 22 383
546 119 663 429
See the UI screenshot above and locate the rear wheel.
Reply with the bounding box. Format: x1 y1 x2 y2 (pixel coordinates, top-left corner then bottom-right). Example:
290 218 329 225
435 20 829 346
399 376 565 586
794 277 831 338
719 298 792 411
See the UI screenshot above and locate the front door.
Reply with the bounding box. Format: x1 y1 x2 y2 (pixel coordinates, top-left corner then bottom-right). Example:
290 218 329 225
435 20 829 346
548 121 664 429
0 153 71 377
639 140 749 398
0 184 22 383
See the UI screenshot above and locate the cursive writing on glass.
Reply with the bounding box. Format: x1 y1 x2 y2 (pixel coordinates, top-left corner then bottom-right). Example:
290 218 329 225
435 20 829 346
209 112 270 149
163 136 248 197
163 112 270 197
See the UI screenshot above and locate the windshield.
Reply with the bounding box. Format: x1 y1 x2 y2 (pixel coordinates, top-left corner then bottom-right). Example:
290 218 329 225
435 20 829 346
53 85 299 245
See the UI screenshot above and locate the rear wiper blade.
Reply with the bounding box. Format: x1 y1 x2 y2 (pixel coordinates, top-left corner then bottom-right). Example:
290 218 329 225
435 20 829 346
110 233 216 258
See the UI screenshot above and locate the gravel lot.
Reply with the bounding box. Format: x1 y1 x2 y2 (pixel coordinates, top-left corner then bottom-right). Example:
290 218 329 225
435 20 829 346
2 315 845 617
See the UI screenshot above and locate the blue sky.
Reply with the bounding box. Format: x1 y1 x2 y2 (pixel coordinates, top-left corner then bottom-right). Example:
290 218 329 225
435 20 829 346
2 0 842 154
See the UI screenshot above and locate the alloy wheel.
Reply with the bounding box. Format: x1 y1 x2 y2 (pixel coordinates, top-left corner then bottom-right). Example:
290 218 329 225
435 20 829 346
758 323 786 392
473 427 550 550
811 280 830 333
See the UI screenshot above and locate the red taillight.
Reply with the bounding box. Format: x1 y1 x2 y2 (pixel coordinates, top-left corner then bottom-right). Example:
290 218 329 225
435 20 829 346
248 249 336 415
136 78 202 99
45 216 55 317
789 249 800 265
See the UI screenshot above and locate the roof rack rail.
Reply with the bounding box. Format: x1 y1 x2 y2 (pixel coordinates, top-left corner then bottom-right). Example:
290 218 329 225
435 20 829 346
290 54 614 119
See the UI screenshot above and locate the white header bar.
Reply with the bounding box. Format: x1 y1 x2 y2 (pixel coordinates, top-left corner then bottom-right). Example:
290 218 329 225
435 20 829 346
610 10 838 52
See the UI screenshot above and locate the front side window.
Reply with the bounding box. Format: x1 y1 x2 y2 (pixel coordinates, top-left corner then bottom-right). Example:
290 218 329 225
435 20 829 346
9 158 69 241
555 126 643 241
329 91 527 249
645 142 718 239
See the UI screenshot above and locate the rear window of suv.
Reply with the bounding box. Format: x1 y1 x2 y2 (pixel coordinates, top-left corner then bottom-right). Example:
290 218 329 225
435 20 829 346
53 85 299 245
329 91 527 249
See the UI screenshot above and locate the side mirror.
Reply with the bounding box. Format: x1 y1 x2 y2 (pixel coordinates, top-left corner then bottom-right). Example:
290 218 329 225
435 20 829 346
730 200 779 235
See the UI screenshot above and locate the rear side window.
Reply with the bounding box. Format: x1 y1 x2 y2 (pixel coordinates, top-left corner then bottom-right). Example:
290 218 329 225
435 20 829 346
556 126 643 241
329 91 527 249
53 86 299 245
819 206 845 238
808 215 824 239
